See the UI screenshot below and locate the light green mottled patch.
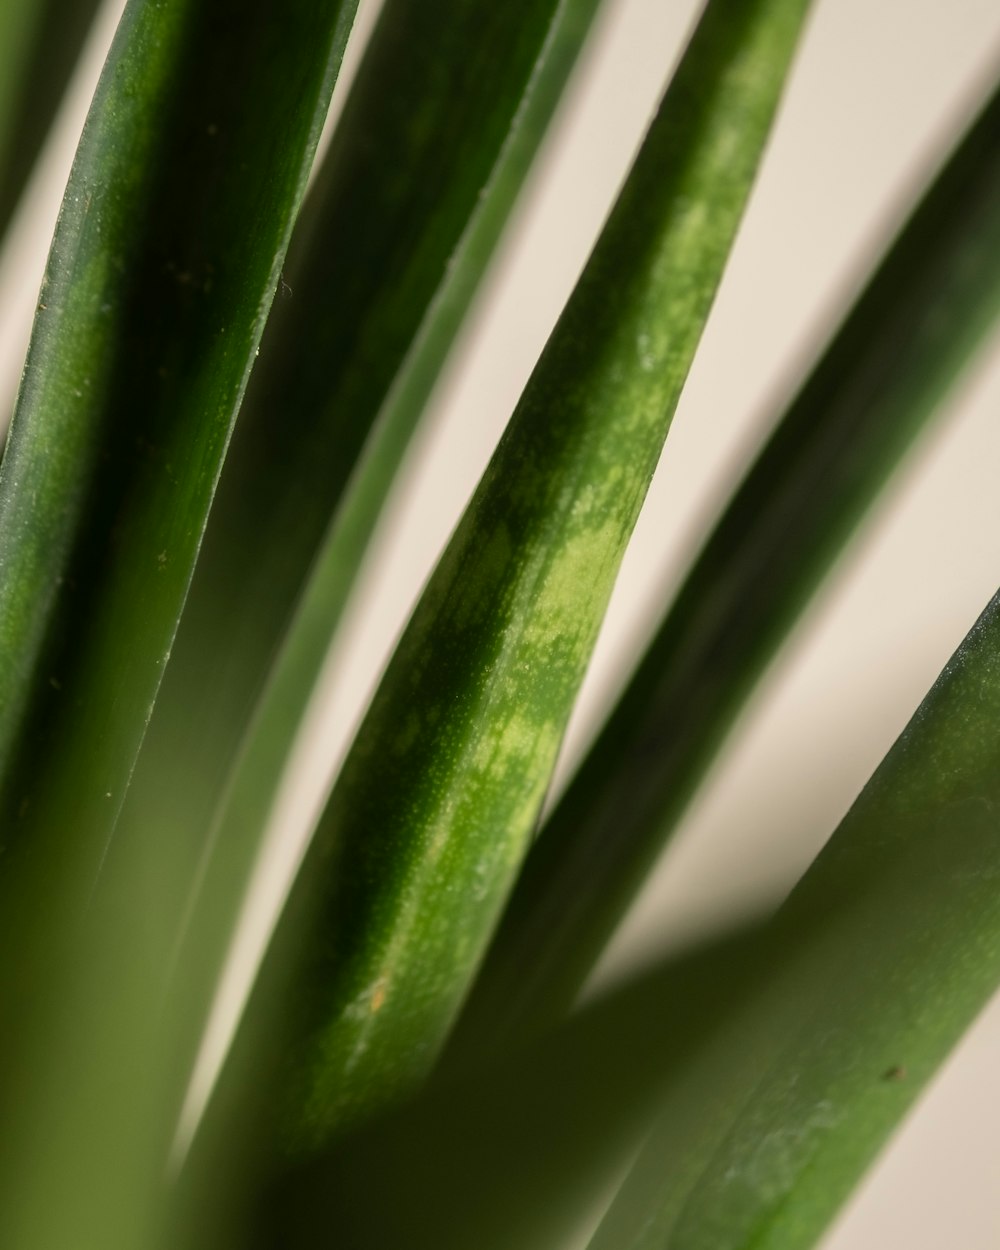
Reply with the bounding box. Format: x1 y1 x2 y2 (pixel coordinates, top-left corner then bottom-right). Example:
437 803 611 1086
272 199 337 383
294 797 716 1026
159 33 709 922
520 516 622 650
471 709 555 777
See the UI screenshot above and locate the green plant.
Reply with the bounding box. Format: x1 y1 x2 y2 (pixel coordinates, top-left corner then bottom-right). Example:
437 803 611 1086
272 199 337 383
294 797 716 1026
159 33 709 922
0 0 999 1247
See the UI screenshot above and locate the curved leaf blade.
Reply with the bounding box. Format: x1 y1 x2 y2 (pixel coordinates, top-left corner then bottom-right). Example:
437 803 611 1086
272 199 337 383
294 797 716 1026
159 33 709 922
154 0 609 1106
0 0 360 886
671 596 1000 1250
208 0 814 1152
455 69 1000 1055
120 0 605 887
591 587 1000 1249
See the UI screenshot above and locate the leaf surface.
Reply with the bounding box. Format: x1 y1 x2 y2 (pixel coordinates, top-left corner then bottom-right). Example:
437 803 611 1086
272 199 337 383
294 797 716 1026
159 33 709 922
206 0 813 1152
590 587 1000 1249
0 0 360 889
131 0 607 1093
455 70 1000 1055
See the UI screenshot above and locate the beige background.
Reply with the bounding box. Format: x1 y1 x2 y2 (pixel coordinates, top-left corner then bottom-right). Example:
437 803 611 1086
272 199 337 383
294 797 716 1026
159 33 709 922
2 1 1000 1245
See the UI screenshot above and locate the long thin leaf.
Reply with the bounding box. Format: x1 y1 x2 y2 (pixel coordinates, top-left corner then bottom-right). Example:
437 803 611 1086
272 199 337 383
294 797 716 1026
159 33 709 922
0 0 104 244
0 0 360 889
0 2 362 1241
453 68 1000 1057
590 585 1000 1250
196 0 813 1158
130 0 608 1102
116 0 605 922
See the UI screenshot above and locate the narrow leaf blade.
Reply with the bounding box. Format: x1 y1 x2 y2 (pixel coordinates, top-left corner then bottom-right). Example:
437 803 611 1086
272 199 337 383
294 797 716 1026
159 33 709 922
202 0 814 1157
591 588 1000 1249
0 0 360 888
141 0 611 1143
455 69 1000 1055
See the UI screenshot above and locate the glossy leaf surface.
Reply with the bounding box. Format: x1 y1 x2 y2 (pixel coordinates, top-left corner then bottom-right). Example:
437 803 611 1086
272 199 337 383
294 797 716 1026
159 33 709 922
0 0 360 888
119 0 605 908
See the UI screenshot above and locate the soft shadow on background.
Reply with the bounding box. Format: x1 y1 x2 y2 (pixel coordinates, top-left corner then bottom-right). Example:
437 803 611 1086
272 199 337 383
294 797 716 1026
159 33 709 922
2 2 1000 1246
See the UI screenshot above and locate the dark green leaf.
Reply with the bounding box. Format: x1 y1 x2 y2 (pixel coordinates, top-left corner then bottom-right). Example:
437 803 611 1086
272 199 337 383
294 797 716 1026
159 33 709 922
0 2 362 1241
0 0 360 890
0 0 104 244
127 0 607 1111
